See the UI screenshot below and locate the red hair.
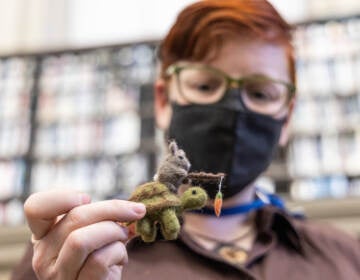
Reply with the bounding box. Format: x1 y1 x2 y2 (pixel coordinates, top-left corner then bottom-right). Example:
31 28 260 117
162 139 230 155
158 0 295 83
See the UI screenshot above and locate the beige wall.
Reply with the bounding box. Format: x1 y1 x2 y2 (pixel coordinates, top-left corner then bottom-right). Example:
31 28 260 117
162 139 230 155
0 0 68 55
1 0 360 56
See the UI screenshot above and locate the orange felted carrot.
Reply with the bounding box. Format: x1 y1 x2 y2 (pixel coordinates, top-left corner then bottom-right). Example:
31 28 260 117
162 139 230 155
214 176 224 217
214 191 223 217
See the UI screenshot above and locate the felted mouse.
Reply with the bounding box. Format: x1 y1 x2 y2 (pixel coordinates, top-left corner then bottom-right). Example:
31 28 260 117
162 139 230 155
153 140 191 193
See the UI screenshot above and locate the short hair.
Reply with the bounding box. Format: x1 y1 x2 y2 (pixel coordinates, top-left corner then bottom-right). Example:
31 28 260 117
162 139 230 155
158 0 295 84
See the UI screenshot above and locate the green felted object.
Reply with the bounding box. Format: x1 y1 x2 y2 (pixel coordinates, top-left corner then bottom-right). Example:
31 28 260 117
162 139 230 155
128 182 208 242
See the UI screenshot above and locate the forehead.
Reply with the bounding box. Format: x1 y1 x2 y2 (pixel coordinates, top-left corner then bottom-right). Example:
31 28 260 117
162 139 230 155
204 36 290 82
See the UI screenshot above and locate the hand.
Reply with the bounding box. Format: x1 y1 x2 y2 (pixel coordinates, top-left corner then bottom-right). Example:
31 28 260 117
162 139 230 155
24 190 146 280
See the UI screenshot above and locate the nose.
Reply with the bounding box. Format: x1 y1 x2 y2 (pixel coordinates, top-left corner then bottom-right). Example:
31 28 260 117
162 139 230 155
216 88 245 112
229 80 239 89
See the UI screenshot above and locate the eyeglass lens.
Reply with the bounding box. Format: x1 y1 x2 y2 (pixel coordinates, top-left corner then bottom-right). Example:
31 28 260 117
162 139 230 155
177 66 290 116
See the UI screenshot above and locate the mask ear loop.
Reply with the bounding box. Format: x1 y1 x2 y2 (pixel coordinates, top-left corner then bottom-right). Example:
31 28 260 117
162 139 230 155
214 175 224 217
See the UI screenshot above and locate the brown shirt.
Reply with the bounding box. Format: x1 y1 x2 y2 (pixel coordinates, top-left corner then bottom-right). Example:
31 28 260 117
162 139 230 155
11 206 360 280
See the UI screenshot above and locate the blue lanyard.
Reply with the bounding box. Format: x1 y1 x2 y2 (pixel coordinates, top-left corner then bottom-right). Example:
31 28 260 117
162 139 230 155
192 188 286 216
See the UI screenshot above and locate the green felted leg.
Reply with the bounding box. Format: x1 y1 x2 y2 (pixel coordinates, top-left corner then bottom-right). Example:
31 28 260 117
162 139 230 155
160 208 180 240
136 217 156 242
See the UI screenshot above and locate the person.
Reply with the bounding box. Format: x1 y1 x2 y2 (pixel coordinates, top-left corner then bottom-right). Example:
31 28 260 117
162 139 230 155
12 0 360 279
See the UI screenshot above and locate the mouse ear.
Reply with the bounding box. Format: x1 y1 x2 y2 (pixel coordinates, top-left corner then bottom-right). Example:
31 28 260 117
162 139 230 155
169 141 178 155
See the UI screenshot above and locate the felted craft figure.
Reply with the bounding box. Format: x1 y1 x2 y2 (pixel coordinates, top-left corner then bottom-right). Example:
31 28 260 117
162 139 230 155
128 140 208 242
128 183 208 242
153 140 191 193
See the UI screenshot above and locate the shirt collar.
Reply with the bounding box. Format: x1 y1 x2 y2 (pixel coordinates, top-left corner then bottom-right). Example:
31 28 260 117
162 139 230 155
179 205 306 266
254 205 305 254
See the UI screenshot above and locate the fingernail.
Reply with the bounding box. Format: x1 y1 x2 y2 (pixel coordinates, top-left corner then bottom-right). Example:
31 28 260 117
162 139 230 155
133 203 146 215
79 193 91 205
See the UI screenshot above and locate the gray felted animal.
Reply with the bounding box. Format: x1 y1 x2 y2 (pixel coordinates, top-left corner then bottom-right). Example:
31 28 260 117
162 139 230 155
153 141 191 193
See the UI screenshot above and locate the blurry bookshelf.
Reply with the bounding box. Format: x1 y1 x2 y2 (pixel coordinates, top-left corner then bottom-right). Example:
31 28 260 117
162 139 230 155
287 15 360 201
0 57 35 226
0 43 158 226
265 15 360 202
1 15 360 226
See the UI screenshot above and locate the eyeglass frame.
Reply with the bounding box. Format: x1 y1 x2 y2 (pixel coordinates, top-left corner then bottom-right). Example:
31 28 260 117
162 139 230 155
165 63 296 116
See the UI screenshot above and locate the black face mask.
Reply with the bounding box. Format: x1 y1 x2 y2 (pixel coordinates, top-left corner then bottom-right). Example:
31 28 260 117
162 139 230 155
167 102 285 199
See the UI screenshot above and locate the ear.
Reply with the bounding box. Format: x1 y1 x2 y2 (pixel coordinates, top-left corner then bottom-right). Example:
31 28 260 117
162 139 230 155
279 98 296 147
154 78 172 130
169 141 178 155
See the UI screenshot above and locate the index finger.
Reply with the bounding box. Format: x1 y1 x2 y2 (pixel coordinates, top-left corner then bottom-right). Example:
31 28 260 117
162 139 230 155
24 190 91 240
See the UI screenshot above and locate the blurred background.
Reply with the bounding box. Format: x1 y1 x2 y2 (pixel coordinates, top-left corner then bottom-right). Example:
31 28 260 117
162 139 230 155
0 0 359 278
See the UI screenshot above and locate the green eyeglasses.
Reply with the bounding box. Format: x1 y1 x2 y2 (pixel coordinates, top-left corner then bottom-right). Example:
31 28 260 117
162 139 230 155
165 63 296 116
